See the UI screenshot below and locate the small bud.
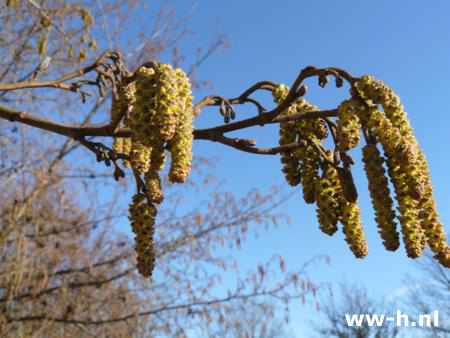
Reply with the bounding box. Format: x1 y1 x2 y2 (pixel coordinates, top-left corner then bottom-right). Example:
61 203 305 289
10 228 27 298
335 76 344 88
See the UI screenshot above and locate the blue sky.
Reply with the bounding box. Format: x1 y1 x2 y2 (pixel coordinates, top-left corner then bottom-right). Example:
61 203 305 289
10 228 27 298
119 1 450 336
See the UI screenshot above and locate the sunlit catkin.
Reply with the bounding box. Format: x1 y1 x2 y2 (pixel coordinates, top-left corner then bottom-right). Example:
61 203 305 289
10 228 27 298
416 149 448 257
274 84 302 186
336 99 362 151
128 194 157 278
360 107 423 200
356 77 424 200
112 137 131 168
314 163 341 235
129 140 151 174
167 110 194 183
301 149 319 204
144 170 163 204
385 153 425 258
361 144 399 251
112 137 123 155
340 200 368 258
434 247 450 268
336 166 358 203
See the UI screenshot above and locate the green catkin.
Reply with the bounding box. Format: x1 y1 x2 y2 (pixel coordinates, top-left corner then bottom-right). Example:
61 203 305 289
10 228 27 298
358 106 425 257
144 170 163 204
314 163 341 235
112 137 123 154
294 99 327 140
301 148 319 204
147 64 180 142
364 107 423 200
129 194 157 278
336 99 362 151
125 62 194 144
122 62 194 183
434 247 450 268
129 140 151 175
149 139 166 172
292 100 323 203
314 152 368 257
416 149 449 258
112 137 132 168
113 63 195 277
336 166 358 203
123 80 137 126
274 84 325 188
274 84 302 186
340 199 368 259
356 81 443 258
167 120 193 183
314 118 328 140
122 137 132 168
361 144 400 251
384 148 425 258
356 76 425 200
167 66 195 183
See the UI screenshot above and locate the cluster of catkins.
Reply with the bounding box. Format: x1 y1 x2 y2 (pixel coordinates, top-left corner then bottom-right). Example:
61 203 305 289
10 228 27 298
112 62 194 277
275 78 449 267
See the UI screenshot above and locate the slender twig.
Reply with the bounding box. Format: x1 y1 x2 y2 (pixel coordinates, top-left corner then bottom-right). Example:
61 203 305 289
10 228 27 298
8 272 314 326
203 134 308 155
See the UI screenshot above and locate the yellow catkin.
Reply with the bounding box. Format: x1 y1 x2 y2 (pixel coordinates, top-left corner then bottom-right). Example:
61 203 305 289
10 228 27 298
340 200 368 258
113 137 131 168
336 99 362 151
294 99 327 140
129 140 151 175
274 84 326 189
112 137 123 155
149 139 166 172
355 81 440 259
336 166 358 203
416 149 448 256
121 62 194 182
385 154 425 258
167 120 193 183
121 137 132 168
127 63 194 146
361 144 399 251
301 149 319 204
144 170 163 204
356 76 426 200
274 84 302 186
314 163 341 235
116 63 196 278
167 66 195 183
129 194 157 277
361 107 423 200
434 247 450 268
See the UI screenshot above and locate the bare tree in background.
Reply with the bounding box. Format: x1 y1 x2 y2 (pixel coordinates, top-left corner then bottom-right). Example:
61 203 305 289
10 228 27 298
309 282 400 338
0 1 325 336
403 252 450 338
202 300 296 338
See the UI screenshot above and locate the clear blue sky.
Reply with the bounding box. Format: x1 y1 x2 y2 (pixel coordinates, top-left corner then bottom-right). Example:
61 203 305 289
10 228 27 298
126 1 450 336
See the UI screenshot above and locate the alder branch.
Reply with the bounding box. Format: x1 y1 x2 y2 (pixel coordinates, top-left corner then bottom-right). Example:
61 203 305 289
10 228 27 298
0 104 338 140
0 62 358 186
201 134 309 155
0 51 131 101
